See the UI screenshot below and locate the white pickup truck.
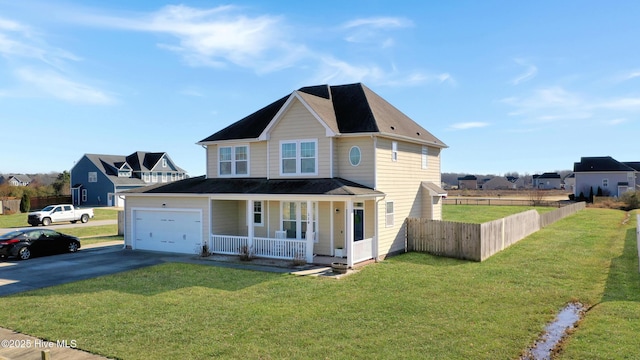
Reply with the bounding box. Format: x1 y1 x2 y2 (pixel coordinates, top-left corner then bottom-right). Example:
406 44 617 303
27 204 94 226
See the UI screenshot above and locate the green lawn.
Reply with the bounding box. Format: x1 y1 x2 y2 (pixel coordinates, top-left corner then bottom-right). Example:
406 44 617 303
443 204 557 223
0 208 118 228
0 208 637 359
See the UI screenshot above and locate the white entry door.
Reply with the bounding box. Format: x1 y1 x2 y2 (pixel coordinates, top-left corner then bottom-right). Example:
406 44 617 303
134 209 202 254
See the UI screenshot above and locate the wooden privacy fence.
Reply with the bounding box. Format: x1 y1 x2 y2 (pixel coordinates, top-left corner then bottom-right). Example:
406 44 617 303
406 202 586 262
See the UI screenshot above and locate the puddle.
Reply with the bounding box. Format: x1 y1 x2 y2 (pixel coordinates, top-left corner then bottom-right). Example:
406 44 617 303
521 302 586 360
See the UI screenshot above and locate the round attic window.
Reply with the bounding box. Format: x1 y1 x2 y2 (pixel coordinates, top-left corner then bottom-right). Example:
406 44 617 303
349 146 361 166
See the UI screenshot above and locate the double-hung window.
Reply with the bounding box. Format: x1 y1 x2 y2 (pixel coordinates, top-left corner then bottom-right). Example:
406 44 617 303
219 145 249 176
88 172 97 183
253 201 263 226
280 140 317 175
421 146 428 169
385 201 394 227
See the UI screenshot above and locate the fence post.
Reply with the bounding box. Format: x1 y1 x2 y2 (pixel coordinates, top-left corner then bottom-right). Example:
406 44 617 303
637 214 640 273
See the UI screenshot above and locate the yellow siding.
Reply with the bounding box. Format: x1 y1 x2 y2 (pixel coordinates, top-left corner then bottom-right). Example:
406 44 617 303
124 196 210 248
334 137 375 188
206 142 267 178
315 202 332 255
374 137 443 257
211 200 239 235
206 144 217 178
333 202 345 251
250 142 268 177
268 99 331 178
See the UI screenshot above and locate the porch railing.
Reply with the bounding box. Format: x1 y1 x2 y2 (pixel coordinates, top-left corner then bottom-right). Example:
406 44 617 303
210 234 307 260
353 237 374 263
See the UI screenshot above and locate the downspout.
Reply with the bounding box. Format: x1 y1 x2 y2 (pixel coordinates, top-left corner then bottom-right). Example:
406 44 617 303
375 195 386 260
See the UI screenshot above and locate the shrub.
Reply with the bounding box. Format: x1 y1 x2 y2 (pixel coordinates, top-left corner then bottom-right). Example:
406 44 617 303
620 191 640 210
20 193 30 213
238 245 254 261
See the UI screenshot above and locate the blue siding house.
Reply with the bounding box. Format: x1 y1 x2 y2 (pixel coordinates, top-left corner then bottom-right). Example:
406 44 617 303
71 152 188 207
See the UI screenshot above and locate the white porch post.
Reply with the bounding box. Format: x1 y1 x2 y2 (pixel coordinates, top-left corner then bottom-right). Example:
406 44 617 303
346 200 354 268
247 200 254 250
305 200 313 263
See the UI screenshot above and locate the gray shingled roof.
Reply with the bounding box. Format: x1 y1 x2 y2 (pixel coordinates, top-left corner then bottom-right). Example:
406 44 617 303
84 152 186 186
123 176 384 197
574 156 637 172
199 83 446 147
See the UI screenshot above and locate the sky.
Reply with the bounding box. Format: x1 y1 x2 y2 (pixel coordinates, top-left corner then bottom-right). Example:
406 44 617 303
1 1 639 177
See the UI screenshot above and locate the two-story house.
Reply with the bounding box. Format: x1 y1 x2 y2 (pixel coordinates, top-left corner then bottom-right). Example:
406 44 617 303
122 83 447 267
533 172 562 189
457 175 478 190
573 156 638 197
71 152 187 207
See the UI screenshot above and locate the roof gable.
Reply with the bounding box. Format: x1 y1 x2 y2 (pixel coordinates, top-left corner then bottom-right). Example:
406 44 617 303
258 92 338 140
574 156 636 172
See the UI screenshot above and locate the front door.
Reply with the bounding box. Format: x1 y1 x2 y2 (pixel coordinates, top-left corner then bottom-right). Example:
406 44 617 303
354 203 364 241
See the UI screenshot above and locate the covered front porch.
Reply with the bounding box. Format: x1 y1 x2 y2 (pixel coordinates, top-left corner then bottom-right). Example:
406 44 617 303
208 197 380 268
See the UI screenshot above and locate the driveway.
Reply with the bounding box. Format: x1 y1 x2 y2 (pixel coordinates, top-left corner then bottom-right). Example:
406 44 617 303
0 243 171 297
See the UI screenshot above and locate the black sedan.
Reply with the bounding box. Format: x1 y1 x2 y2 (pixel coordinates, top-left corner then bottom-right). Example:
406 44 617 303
0 229 81 260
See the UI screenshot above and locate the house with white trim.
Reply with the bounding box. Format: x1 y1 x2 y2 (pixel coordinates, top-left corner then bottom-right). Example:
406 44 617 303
123 83 447 268
573 156 638 197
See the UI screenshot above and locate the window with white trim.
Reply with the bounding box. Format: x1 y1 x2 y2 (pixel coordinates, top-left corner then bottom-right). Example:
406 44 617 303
88 172 97 183
219 145 249 176
280 140 317 175
349 146 361 166
385 201 394 227
281 201 318 241
602 178 608 188
392 141 398 162
143 173 150 182
253 201 263 226
162 158 167 168
81 189 87 202
422 146 428 169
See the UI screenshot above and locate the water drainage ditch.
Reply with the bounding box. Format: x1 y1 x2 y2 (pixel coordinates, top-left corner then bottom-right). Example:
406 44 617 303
520 302 586 360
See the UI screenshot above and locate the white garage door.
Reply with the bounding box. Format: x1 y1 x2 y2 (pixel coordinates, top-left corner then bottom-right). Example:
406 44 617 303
134 210 202 254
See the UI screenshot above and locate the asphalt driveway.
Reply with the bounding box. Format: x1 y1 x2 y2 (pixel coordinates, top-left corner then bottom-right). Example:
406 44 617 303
0 244 171 297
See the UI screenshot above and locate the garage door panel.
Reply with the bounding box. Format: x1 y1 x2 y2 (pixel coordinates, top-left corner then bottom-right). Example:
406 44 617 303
134 210 202 254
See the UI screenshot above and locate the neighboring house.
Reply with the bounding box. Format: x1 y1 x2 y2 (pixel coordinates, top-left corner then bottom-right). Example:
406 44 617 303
563 173 575 193
122 83 448 267
6 175 31 187
573 156 637 197
71 152 187 207
458 175 477 190
533 172 562 189
482 176 516 190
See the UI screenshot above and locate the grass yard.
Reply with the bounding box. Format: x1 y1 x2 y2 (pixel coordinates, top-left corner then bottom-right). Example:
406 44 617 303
0 208 638 359
0 208 118 228
443 204 557 223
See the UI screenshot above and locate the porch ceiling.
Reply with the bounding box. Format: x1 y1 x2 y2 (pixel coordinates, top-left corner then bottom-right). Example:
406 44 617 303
124 176 385 197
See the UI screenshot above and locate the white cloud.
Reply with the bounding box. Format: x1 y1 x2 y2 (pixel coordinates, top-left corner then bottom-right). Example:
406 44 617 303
511 58 537 85
597 97 640 110
73 4 299 72
342 17 413 29
342 16 413 47
605 118 627 125
16 68 115 105
313 56 453 87
448 122 489 130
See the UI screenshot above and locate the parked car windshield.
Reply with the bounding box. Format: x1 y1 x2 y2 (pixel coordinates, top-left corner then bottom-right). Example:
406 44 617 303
0 231 25 239
41 205 56 211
